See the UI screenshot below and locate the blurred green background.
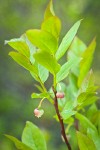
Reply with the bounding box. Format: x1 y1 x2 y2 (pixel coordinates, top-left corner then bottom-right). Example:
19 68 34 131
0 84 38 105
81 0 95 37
0 0 100 149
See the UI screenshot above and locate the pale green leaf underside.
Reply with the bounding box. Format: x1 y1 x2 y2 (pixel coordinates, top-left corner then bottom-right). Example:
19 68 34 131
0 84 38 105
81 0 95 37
56 55 81 83
55 19 82 60
38 64 49 83
22 121 47 150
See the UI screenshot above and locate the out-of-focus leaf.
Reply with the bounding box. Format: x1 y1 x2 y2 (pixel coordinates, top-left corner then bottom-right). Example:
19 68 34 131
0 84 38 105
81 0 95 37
56 55 81 83
68 36 87 76
5 36 30 58
77 131 96 150
5 135 32 150
31 92 48 99
55 20 82 61
26 29 58 54
22 121 47 150
9 52 38 75
75 113 97 132
38 64 49 83
87 128 100 150
78 38 96 86
69 36 87 57
77 92 98 108
34 51 60 75
44 0 55 20
61 101 76 120
41 16 61 39
86 104 97 120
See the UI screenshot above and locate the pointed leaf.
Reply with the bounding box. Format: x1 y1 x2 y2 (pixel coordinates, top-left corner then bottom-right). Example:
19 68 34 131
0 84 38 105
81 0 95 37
34 51 60 75
26 29 58 54
77 131 96 150
56 55 81 83
44 0 55 20
9 52 38 75
5 135 32 150
5 36 30 58
78 38 96 86
22 121 47 150
55 20 82 60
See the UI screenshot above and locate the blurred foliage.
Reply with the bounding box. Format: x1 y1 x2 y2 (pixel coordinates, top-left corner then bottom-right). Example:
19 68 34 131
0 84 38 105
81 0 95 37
0 0 100 149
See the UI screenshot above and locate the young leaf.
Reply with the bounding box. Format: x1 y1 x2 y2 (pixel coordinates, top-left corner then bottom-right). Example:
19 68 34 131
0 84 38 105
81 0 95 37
5 135 32 150
56 55 81 83
34 50 60 75
38 64 49 83
78 38 96 86
44 0 55 20
41 16 61 39
5 36 30 58
9 52 38 75
22 121 47 150
26 29 58 54
55 20 82 60
77 131 96 150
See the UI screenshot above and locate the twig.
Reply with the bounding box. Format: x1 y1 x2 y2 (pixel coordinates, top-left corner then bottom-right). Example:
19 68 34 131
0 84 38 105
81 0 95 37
52 86 71 150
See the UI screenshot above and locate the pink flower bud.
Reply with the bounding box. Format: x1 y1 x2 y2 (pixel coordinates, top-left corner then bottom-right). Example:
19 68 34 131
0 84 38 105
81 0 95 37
56 92 65 98
34 108 44 118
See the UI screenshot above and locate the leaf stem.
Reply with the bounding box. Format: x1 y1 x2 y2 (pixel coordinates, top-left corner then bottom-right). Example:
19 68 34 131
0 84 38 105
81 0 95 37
52 86 72 150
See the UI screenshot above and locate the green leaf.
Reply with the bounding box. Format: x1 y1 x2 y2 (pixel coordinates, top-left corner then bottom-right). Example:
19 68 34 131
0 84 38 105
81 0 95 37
56 55 81 83
75 113 97 132
55 20 82 60
77 131 96 150
44 0 55 20
34 50 60 75
22 121 47 150
5 135 32 150
61 101 76 120
68 36 87 76
77 92 98 108
9 52 38 75
87 128 100 150
69 36 87 57
26 29 58 54
38 64 49 83
5 36 30 58
41 16 61 39
78 38 96 86
31 92 48 99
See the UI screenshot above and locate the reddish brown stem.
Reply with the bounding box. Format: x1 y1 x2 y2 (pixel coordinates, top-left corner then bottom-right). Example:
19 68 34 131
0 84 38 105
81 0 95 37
52 87 71 150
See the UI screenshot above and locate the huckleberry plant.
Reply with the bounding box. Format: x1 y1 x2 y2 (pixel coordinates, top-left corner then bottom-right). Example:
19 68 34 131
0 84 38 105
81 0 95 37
5 0 100 150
